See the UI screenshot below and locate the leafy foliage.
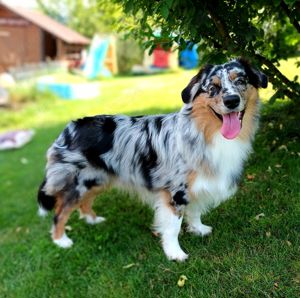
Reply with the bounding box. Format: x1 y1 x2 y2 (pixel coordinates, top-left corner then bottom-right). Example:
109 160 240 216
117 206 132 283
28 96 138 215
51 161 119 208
37 0 122 37
116 38 144 74
113 0 300 102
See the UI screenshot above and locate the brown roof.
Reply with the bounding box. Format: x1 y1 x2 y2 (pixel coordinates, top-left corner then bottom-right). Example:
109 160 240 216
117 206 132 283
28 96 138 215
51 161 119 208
0 2 90 45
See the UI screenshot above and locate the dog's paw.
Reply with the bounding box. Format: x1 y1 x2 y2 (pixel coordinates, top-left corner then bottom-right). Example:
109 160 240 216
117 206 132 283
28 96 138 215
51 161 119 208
83 214 106 225
165 249 189 262
53 233 73 248
38 206 48 217
187 224 212 236
163 243 188 262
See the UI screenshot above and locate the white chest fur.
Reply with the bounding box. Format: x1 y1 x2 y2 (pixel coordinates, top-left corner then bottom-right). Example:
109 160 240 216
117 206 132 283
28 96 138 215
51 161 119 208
191 133 252 207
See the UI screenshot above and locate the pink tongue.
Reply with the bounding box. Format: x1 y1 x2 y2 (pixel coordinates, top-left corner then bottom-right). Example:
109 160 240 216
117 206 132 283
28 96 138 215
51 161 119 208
220 112 241 139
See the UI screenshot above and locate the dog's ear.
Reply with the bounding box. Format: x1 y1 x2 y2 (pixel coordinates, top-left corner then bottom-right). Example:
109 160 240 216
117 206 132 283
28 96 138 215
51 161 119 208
255 69 268 88
181 75 200 103
181 64 214 103
237 58 268 89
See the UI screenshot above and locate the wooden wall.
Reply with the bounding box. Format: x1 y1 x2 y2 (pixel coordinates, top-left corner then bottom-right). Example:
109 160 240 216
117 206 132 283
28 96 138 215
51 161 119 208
0 5 42 72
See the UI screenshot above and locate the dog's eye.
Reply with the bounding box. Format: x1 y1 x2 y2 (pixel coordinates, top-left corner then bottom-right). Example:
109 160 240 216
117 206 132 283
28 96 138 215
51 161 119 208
208 85 220 95
235 78 246 85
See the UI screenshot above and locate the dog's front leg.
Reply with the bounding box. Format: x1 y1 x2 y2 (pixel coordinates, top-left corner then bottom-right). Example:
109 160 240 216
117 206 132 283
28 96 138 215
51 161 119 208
154 190 188 261
185 199 212 236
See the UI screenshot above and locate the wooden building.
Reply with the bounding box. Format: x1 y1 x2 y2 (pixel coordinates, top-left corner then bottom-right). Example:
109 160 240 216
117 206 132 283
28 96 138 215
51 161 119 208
0 1 90 72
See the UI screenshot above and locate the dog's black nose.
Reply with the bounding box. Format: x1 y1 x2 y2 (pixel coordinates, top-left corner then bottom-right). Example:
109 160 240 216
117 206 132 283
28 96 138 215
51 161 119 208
223 95 240 109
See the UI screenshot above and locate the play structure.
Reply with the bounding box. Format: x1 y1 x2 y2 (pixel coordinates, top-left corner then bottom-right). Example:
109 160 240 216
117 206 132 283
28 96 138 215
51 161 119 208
132 42 199 74
83 35 118 79
179 43 199 69
37 77 101 100
145 45 178 70
132 45 178 75
35 38 199 99
36 35 117 100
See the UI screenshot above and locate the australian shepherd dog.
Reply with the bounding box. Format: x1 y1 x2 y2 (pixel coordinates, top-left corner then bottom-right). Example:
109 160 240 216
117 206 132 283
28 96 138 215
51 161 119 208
38 58 267 261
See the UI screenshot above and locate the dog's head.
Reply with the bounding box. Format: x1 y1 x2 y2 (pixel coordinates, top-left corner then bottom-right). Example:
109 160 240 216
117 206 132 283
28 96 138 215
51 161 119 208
181 58 268 140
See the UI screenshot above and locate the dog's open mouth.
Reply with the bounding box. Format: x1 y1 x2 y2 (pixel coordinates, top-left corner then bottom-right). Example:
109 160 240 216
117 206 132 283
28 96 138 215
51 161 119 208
210 108 245 140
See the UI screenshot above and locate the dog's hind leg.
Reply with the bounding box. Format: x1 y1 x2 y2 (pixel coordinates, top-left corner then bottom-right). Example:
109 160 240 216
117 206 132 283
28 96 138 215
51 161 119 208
154 190 188 261
52 194 78 248
79 187 106 225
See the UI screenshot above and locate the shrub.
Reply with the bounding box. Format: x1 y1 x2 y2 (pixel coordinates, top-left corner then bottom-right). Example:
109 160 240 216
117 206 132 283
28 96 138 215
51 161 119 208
116 37 144 74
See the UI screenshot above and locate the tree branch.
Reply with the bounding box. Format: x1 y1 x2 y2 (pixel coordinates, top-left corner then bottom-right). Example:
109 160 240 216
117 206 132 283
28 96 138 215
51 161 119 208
254 54 299 88
206 4 230 48
254 54 300 101
280 0 300 34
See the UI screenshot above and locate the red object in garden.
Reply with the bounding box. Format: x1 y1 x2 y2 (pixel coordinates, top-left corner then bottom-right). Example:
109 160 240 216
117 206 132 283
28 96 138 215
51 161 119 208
153 45 170 68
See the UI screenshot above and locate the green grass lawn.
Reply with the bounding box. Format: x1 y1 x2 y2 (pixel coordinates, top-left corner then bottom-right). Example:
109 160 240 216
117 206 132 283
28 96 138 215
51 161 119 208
0 61 299 297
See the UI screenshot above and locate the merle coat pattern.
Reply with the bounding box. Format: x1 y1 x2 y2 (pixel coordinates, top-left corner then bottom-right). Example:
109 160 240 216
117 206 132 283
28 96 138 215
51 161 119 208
38 58 267 261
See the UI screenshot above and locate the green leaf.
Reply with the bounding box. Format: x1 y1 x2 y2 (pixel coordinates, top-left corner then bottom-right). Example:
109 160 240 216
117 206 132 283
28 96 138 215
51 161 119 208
124 1 133 13
161 5 170 19
166 0 174 7
284 0 297 5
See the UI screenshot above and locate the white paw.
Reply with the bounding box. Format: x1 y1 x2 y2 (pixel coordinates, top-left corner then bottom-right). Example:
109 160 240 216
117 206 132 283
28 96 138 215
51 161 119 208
38 206 48 217
163 241 188 262
84 214 106 225
53 233 73 248
188 224 212 236
165 247 189 262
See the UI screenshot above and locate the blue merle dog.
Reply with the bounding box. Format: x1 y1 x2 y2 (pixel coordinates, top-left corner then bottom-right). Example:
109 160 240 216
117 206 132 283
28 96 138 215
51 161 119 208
38 58 267 261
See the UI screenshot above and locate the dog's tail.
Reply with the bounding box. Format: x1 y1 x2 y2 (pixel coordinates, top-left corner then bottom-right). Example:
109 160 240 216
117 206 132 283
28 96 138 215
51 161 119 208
37 179 56 217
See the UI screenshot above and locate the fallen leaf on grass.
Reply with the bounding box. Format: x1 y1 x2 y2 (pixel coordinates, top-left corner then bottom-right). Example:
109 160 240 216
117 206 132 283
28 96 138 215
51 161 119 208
286 240 292 246
65 226 72 231
123 263 137 269
159 266 173 273
293 277 300 284
177 275 188 287
278 145 288 151
20 157 28 164
274 282 279 288
255 213 265 220
266 231 271 238
247 174 255 181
